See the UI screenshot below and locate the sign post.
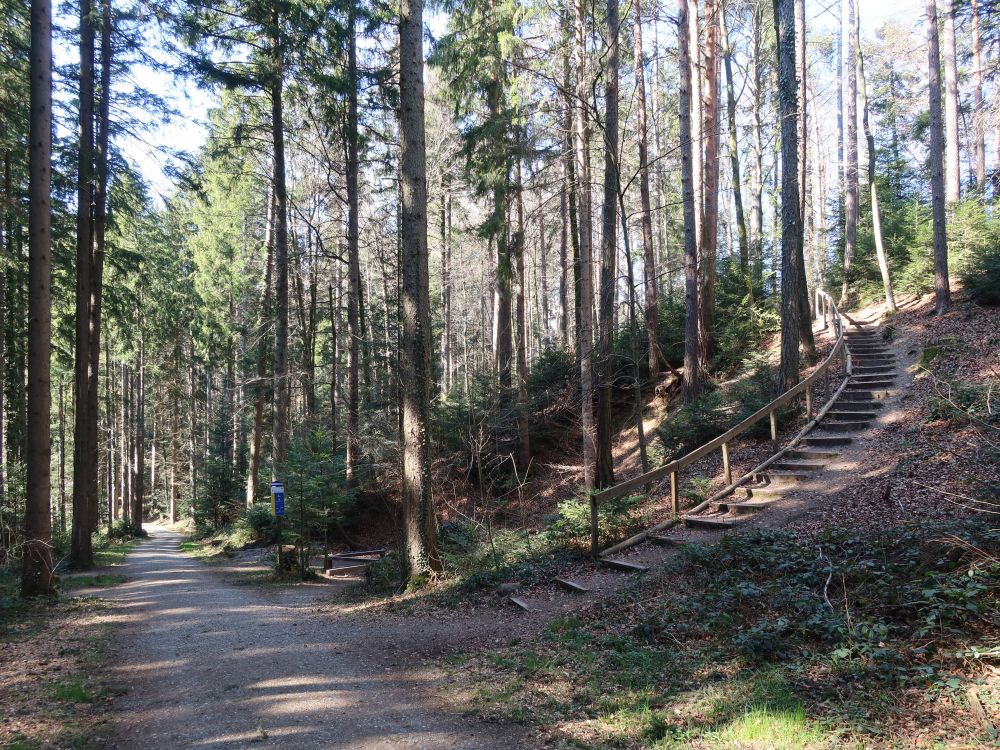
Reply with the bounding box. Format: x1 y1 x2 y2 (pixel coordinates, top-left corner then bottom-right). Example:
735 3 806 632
270 481 285 571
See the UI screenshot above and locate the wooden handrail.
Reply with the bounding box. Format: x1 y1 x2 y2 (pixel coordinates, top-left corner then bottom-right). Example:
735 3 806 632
589 288 850 556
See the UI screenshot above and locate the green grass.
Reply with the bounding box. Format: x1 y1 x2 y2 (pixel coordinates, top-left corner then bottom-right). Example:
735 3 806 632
93 538 139 567
47 679 95 704
59 574 126 591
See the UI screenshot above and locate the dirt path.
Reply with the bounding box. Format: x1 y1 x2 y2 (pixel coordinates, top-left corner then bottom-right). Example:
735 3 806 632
99 525 528 749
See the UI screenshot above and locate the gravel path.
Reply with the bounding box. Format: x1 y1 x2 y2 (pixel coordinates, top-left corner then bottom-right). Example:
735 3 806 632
101 525 528 749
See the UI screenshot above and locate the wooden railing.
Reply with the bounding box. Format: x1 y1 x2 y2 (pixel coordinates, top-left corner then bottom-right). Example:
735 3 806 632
589 288 852 557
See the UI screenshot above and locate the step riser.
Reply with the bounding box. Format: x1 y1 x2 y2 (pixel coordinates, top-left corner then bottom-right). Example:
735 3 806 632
786 450 840 459
826 413 878 421
684 517 739 530
761 472 814 484
772 462 827 471
844 389 891 398
717 501 775 515
736 488 786 500
803 436 853 446
819 421 871 432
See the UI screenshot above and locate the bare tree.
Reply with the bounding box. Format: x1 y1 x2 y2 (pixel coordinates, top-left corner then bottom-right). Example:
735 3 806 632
925 0 951 314
841 0 858 306
22 0 55 596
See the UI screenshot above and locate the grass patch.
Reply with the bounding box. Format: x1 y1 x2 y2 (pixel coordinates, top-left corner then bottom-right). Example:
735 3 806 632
457 521 1000 748
47 680 96 704
60 574 126 591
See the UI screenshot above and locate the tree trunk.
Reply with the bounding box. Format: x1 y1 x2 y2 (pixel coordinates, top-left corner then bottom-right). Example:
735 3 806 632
514 148 531 470
699 0 719 370
941 0 961 203
749 4 764 281
721 5 748 274
270 20 290 480
854 8 896 312
439 180 452 390
399 0 441 580
633 0 660 376
774 0 803 394
925 0 950 314
793 0 814 354
132 338 144 530
22 0 54 595
574 0 596 491
595 0 619 490
246 192 274 508
841 0 858 305
346 8 362 485
971 0 985 189
679 0 702 402
71 0 95 568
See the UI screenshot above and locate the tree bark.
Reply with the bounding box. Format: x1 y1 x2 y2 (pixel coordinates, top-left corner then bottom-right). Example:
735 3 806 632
699 0 719 370
720 5 748 274
774 0 803 394
941 0 961 203
71 0 95 568
840 0 858 306
514 147 531 470
574 0 596 491
22 0 54 595
925 0 950 314
132 337 144 529
246 192 274 508
679 0 702 403
971 0 985 189
854 7 896 311
399 0 440 581
595 0 619 490
346 7 362 485
633 0 660 376
270 18 290 480
793 0 814 354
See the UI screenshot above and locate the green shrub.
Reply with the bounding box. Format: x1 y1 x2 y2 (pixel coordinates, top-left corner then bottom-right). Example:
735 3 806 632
961 245 1000 306
547 492 646 549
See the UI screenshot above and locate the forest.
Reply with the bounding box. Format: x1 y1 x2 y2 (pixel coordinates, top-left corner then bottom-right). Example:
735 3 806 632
1 0 1000 745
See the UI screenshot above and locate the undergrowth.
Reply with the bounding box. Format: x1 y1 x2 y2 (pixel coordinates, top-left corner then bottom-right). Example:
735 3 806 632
457 521 1000 749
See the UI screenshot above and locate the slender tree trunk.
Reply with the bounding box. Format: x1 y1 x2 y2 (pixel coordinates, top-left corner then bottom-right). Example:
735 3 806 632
514 148 531 470
399 0 441 580
59 383 66 533
22 0 54 595
971 0 985 189
439 180 452 390
71 0 95 568
538 205 549 344
132 338 144 529
841 0 858 305
721 5 748 274
246 193 274 508
270 21 290 480
633 0 660 376
679 0 702 402
925 0 950 314
574 0 596 491
749 5 764 281
793 0 814 354
561 12 581 356
346 8 362 485
698 0 720 370
941 0 961 203
0 158 8 512
774 0 803 393
595 0 619 490
854 8 896 311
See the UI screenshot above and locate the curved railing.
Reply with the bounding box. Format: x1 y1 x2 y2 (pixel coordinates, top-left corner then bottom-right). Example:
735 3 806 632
589 288 852 557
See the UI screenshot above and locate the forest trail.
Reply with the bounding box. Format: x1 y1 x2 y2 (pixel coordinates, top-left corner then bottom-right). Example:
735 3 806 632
98 526 527 749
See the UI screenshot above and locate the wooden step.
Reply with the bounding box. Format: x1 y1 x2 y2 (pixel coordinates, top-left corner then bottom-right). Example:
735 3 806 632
850 356 896 364
554 577 591 593
826 410 878 420
803 435 853 447
771 459 828 471
762 469 816 483
735 485 787 500
648 533 685 546
818 419 871 432
852 372 897 380
509 596 533 612
323 562 369 577
837 394 884 406
600 557 649 573
683 515 740 530
843 387 891 398
786 448 840 459
717 498 779 513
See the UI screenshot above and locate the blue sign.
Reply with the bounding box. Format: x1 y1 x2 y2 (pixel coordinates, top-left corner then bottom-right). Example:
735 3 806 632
270 481 285 517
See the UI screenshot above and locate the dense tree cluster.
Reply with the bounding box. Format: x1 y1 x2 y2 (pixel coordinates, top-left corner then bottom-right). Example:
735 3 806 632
2 0 997 594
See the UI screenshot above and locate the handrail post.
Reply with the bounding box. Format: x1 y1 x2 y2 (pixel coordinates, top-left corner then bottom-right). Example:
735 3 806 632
590 491 599 559
670 471 678 516
721 442 732 486
805 387 813 419
769 409 778 449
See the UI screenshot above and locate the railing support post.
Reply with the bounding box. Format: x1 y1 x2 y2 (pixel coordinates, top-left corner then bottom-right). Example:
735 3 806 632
769 409 778 449
805 388 813 420
670 471 678 516
721 442 732 486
